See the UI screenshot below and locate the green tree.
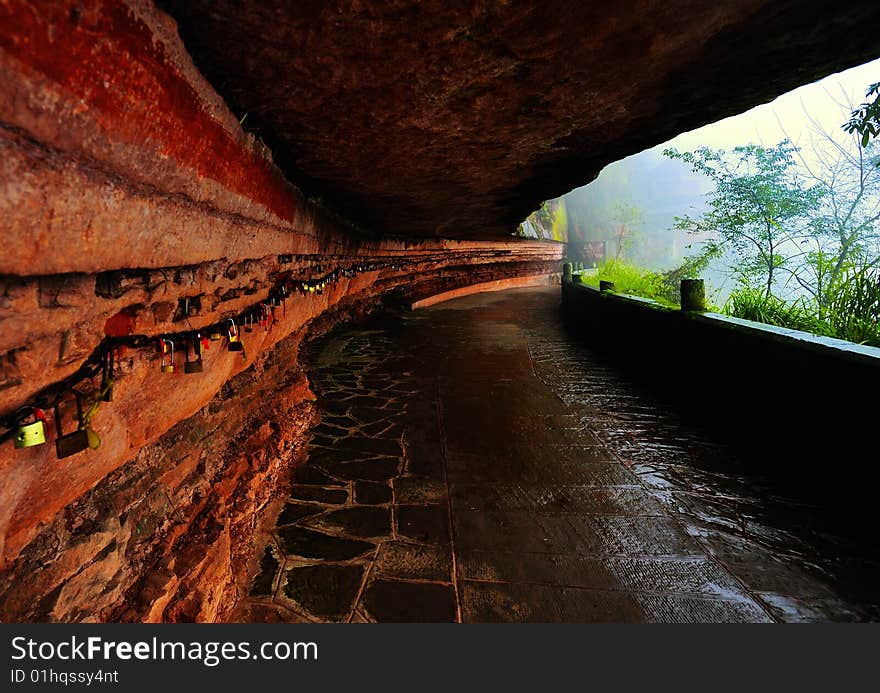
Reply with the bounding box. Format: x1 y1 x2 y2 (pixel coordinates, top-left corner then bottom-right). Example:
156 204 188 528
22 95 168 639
844 82 880 148
663 142 824 296
784 117 880 311
608 202 643 260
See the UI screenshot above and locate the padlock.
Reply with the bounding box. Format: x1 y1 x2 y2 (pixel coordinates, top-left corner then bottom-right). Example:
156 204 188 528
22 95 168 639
184 335 203 373
101 350 114 402
54 393 90 458
243 314 253 333
209 328 222 341
227 319 244 352
13 406 47 449
160 339 176 373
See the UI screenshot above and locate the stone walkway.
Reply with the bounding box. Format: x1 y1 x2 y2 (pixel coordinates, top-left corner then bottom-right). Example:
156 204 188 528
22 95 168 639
241 287 880 622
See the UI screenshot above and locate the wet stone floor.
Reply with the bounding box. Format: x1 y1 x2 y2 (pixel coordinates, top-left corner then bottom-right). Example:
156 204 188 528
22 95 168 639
242 286 880 622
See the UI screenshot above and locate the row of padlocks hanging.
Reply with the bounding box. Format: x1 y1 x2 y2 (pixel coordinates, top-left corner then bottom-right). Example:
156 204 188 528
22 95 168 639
8 261 410 455
12 351 113 457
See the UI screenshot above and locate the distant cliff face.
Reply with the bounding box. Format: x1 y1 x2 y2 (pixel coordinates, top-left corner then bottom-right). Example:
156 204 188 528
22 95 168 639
517 199 568 242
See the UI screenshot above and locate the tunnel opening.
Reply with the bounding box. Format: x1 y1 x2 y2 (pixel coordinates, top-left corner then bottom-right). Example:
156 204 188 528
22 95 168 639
546 58 880 470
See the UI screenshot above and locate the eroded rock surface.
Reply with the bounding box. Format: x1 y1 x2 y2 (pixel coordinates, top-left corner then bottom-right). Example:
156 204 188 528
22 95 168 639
162 0 880 237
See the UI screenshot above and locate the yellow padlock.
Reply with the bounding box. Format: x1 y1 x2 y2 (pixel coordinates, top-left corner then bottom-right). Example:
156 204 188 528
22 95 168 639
227 319 244 352
14 407 47 449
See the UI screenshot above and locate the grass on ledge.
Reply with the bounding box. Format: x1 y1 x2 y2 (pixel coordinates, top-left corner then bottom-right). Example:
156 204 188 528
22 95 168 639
576 259 680 308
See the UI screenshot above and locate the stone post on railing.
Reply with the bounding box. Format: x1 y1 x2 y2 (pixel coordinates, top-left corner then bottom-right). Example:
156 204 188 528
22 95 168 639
680 279 706 312
563 262 572 283
599 280 615 292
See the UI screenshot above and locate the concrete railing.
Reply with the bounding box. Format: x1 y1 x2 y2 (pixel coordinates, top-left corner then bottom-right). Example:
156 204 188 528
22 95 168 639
560 274 880 478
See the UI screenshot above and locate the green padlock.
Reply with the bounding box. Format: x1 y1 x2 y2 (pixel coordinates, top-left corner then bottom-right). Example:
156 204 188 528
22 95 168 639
13 407 47 449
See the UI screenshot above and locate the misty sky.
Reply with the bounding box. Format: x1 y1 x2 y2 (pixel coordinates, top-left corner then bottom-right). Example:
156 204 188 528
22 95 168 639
559 57 880 294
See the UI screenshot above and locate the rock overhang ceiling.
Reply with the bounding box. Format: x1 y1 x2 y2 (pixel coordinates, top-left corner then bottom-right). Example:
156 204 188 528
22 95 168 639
159 0 880 239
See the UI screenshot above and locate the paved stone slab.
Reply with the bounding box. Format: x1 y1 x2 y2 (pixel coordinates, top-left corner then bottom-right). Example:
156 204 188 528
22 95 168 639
292 464 346 487
283 564 365 621
460 580 645 623
374 541 453 582
316 457 402 482
635 594 773 623
394 476 447 504
756 593 880 623
231 601 313 624
564 515 706 557
459 551 749 598
396 504 450 545
276 502 326 527
276 526 375 561
305 506 392 539
362 579 457 622
289 485 349 504
354 481 393 505
451 484 664 515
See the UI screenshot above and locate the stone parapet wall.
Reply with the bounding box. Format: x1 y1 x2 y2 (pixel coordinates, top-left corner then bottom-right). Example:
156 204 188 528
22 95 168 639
561 279 880 473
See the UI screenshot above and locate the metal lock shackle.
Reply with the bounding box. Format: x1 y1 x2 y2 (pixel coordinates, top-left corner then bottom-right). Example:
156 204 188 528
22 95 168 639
227 318 244 352
160 339 176 373
101 349 114 402
54 392 90 458
184 334 204 373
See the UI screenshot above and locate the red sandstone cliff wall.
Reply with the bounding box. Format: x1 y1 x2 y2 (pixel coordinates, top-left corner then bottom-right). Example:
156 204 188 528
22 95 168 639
0 0 561 621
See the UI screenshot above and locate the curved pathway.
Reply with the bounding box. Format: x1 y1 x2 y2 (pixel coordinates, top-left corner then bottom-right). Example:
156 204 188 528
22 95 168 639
239 286 880 622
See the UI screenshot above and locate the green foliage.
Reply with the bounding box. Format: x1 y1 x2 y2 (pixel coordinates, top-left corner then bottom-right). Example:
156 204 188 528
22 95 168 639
579 259 678 307
658 243 722 304
664 142 824 296
823 264 880 346
844 82 880 148
551 199 568 241
607 202 644 260
725 265 880 347
724 287 825 334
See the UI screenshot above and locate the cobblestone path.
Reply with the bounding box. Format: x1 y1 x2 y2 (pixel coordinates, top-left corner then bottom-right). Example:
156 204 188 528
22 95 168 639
240 286 880 622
